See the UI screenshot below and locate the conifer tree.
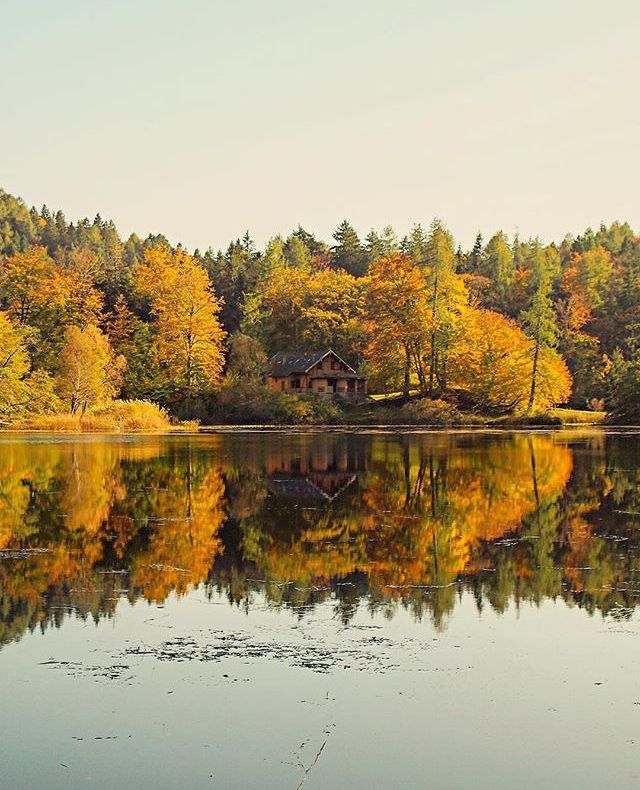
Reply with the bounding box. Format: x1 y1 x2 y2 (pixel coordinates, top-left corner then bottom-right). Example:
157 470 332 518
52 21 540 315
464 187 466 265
331 220 367 277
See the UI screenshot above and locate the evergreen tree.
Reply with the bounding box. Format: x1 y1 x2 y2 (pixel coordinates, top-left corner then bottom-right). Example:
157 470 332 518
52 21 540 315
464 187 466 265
481 231 514 313
403 224 428 267
331 220 367 277
284 234 312 269
468 232 484 273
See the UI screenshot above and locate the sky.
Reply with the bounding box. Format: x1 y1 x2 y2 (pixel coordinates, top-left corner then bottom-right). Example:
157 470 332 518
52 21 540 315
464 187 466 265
2 0 639 251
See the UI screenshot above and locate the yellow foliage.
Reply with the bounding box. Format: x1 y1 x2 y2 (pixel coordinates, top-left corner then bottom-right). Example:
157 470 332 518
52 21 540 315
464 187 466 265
56 324 125 414
135 245 225 398
449 306 571 412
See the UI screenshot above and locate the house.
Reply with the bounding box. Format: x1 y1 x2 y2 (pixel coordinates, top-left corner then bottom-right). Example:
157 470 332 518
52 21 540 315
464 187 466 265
265 349 367 400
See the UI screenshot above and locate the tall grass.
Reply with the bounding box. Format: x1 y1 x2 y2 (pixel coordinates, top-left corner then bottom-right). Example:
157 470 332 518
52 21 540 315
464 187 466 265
14 400 177 432
549 408 606 425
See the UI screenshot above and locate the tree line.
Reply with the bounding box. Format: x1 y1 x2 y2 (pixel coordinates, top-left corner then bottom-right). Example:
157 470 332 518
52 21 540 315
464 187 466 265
1 187 638 422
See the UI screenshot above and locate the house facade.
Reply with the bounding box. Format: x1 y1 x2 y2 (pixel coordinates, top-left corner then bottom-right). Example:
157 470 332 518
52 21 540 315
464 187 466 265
265 349 367 400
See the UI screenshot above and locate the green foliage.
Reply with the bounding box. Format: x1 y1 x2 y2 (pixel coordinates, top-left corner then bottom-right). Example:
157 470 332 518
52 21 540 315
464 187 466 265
331 220 367 277
605 350 640 424
226 333 268 381
0 314 60 424
374 398 470 426
480 231 514 313
520 244 560 412
209 382 344 425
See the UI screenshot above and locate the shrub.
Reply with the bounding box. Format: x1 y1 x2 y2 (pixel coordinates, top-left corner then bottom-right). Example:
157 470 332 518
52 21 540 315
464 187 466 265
207 383 345 425
605 350 640 424
372 398 470 426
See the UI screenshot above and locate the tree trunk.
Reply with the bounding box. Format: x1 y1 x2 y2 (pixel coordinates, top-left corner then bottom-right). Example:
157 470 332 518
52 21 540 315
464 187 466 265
403 345 411 397
429 273 439 394
527 339 540 413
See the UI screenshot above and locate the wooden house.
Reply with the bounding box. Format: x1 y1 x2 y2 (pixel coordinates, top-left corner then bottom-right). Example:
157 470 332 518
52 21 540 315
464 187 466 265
265 349 367 400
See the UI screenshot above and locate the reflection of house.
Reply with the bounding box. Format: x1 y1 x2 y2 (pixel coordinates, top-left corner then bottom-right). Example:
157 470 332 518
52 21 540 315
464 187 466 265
265 349 367 400
265 474 355 502
265 439 368 502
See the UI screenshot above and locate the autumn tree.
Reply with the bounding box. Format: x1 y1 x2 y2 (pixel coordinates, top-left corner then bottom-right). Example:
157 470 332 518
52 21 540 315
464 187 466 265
448 308 530 412
244 265 365 359
135 245 226 409
1 245 104 369
0 313 59 423
364 253 433 395
56 324 124 414
449 306 570 413
424 219 466 393
0 246 58 325
106 294 156 398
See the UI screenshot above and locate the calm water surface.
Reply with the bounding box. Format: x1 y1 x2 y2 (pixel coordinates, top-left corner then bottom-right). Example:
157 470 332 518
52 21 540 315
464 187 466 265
0 429 639 789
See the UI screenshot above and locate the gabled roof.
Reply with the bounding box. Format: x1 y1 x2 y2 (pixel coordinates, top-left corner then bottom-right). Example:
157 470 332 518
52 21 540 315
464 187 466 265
267 349 357 377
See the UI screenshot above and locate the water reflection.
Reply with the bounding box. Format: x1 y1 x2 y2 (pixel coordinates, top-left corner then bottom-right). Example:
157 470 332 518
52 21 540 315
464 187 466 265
1 430 639 647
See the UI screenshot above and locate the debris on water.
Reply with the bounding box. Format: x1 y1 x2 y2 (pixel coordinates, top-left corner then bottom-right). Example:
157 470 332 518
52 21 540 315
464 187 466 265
0 547 50 559
41 661 132 682
116 628 428 676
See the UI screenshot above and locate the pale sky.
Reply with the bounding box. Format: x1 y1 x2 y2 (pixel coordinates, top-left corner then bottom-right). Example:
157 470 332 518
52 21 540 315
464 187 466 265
2 0 639 251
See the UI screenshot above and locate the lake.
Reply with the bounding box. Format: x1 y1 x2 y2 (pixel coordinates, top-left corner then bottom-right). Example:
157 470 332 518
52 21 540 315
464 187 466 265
0 429 639 789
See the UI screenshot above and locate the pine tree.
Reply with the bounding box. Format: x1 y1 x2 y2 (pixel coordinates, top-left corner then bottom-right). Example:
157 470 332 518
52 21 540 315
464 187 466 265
481 231 514 313
331 220 367 277
469 232 483 272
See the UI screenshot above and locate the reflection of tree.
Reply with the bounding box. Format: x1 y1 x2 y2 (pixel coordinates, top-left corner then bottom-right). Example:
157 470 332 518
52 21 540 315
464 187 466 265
2 432 640 647
0 438 225 646
237 434 575 625
126 453 226 601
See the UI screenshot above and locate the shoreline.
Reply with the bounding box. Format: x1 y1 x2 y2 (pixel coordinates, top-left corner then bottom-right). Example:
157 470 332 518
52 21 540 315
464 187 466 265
0 423 635 436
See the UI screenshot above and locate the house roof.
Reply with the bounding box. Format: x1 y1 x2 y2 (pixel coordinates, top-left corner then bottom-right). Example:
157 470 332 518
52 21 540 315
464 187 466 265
267 349 358 377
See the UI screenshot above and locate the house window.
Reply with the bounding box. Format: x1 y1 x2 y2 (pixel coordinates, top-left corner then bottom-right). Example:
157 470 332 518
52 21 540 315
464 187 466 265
292 377 301 389
281 381 285 391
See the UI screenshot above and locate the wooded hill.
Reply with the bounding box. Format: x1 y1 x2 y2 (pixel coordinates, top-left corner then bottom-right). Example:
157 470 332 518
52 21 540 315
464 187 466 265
1 188 639 424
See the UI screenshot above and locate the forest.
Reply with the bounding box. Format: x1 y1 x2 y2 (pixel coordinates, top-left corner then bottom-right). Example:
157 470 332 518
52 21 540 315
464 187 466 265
1 187 639 426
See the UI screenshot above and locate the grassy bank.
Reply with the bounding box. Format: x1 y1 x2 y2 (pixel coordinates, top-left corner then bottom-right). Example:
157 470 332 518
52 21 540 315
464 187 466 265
549 408 606 425
3 396 609 433
12 400 199 433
